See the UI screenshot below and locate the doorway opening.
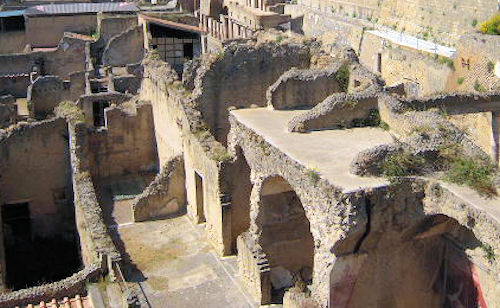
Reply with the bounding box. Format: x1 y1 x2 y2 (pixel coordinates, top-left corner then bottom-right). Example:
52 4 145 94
195 171 206 223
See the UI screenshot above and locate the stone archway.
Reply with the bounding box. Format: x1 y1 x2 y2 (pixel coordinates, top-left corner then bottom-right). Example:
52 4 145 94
240 175 315 304
259 176 315 303
329 213 487 308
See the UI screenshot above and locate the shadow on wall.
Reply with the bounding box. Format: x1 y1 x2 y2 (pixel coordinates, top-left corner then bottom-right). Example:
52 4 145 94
329 190 487 308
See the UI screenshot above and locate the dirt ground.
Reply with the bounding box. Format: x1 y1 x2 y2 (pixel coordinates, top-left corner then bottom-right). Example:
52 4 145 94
114 216 258 308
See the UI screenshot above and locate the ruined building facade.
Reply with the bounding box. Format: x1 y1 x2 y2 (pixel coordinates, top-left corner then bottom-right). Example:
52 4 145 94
0 0 498 307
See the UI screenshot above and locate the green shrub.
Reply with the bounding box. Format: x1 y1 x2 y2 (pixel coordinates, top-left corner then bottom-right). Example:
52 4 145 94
437 56 455 70
444 157 497 197
474 80 485 92
379 121 390 131
306 168 321 185
456 77 465 85
482 244 496 263
379 151 426 178
479 14 500 35
472 19 478 27
275 35 283 44
335 64 350 92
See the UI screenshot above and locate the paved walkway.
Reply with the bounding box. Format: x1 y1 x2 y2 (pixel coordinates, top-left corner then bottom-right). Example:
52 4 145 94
115 216 258 308
231 108 392 192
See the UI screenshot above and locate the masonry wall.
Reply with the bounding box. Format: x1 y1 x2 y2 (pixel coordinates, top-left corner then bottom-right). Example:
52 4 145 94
294 0 498 43
0 31 26 54
140 58 230 254
98 14 138 43
87 103 158 179
452 34 500 92
25 15 96 47
0 95 17 128
0 36 87 80
195 42 311 144
0 118 73 237
102 26 144 67
378 47 452 96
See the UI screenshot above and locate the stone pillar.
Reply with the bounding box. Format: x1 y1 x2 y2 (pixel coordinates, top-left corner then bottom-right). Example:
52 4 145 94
227 18 233 39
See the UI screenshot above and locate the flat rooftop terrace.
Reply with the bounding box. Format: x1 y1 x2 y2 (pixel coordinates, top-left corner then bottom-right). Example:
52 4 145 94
231 108 392 192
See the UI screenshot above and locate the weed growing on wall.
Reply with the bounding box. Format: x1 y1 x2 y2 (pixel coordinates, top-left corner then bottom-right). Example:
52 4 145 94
482 244 496 263
379 150 426 178
444 157 497 197
456 77 464 85
306 168 321 185
474 80 485 92
335 64 350 92
479 14 500 35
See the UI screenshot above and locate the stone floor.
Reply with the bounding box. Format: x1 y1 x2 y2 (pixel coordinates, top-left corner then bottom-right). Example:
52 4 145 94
231 108 393 192
114 216 259 308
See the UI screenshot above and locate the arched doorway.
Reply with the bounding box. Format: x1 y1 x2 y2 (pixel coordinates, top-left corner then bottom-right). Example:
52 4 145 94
229 147 252 253
258 176 314 303
330 214 487 307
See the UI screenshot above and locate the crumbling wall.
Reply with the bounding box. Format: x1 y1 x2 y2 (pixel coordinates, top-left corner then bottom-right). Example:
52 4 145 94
133 155 186 221
140 55 233 255
77 92 132 126
98 14 138 43
0 118 72 237
0 95 17 128
287 87 379 132
88 103 158 179
69 123 120 266
113 75 142 94
0 35 87 82
0 264 100 308
193 39 312 144
102 26 144 67
27 76 66 119
266 65 342 110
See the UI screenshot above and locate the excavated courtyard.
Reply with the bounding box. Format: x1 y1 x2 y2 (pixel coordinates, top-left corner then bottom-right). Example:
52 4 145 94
115 216 258 308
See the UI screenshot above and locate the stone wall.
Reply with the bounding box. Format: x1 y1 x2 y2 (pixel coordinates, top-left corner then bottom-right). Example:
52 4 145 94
266 65 342 110
76 92 132 126
0 118 73 237
133 155 186 221
0 31 26 54
102 26 144 67
0 34 87 81
88 102 158 179
0 95 16 128
69 123 120 266
25 15 96 47
0 264 101 308
140 55 233 255
228 114 500 306
113 75 142 95
27 76 66 119
287 87 379 132
193 38 312 144
452 34 500 93
98 14 138 43
293 0 498 43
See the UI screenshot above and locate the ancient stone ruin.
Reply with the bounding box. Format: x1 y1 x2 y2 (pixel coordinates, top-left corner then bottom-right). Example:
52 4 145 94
0 0 499 307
